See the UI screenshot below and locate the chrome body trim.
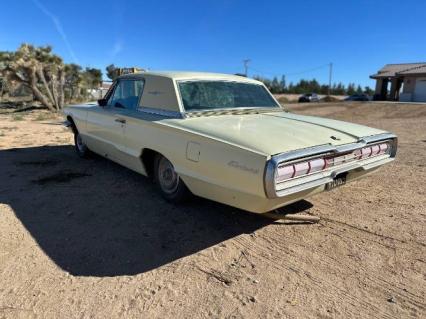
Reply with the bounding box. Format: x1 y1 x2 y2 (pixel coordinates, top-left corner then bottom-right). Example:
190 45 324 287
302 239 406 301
274 156 394 198
138 107 185 119
264 133 397 198
184 107 283 118
275 176 333 197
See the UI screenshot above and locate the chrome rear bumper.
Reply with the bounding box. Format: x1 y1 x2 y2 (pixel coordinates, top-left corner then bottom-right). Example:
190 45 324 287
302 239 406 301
264 133 397 198
274 156 394 197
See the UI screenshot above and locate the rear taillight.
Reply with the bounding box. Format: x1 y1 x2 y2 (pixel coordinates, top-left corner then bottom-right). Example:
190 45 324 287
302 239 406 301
309 158 326 173
379 143 388 154
360 143 389 159
293 162 310 177
275 141 391 183
276 165 294 182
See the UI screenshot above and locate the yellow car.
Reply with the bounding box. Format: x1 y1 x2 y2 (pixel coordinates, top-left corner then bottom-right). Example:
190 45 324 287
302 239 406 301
63 71 397 214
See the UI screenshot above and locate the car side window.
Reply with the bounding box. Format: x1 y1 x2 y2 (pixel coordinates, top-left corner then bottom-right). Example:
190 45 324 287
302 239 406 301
108 79 144 110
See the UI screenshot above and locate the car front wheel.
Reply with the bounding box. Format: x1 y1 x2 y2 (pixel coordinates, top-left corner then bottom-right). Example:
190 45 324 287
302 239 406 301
154 154 190 203
74 131 90 158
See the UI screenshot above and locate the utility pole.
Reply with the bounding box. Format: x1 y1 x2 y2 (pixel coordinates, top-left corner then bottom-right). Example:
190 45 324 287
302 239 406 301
243 59 251 77
328 62 333 96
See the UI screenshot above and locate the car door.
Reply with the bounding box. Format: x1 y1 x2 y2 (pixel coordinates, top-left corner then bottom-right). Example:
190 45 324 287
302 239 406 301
85 78 144 163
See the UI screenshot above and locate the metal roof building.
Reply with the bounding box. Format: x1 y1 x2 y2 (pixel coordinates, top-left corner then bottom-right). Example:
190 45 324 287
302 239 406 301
370 63 426 102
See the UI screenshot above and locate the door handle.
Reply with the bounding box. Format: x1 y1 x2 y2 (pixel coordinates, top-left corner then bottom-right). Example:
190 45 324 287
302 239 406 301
115 118 126 124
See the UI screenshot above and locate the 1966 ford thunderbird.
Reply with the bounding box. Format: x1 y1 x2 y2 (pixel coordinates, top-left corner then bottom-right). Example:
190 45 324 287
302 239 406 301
63 71 397 213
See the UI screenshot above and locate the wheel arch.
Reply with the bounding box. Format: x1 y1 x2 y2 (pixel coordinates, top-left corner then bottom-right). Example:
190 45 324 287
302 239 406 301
66 115 78 134
140 148 160 178
140 148 188 183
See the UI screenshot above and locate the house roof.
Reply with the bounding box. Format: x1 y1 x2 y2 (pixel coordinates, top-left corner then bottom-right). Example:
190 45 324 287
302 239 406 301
397 64 426 75
371 63 426 78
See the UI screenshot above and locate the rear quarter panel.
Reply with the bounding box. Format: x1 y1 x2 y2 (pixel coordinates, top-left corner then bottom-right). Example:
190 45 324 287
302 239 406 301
122 112 269 198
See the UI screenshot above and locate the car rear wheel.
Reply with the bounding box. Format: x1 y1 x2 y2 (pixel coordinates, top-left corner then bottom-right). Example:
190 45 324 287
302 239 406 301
74 131 90 158
154 154 190 203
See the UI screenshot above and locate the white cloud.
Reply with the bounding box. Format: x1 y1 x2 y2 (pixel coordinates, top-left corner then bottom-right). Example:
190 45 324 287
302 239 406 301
110 39 123 59
31 0 78 63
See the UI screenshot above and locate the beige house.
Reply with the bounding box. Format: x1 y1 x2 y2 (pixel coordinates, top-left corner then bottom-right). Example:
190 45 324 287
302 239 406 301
370 63 426 102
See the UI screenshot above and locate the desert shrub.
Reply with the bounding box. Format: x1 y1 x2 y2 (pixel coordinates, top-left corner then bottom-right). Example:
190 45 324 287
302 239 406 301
320 95 340 103
276 96 289 104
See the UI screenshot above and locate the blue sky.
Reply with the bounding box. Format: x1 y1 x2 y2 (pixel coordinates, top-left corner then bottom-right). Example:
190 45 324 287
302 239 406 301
1 0 425 87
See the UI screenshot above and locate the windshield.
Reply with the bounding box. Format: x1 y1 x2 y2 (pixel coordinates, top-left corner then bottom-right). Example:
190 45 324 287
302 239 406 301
178 81 280 111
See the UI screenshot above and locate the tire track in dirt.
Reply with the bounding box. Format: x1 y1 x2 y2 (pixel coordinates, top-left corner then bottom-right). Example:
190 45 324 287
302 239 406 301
321 217 426 249
231 236 396 319
232 228 424 318
316 226 426 310
319 223 425 301
271 223 425 309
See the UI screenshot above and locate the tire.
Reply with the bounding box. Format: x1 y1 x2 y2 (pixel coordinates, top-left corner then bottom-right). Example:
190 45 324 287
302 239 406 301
154 154 190 203
74 131 90 158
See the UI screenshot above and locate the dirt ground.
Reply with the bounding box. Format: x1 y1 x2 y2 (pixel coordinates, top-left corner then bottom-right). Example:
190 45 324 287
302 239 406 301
0 102 425 318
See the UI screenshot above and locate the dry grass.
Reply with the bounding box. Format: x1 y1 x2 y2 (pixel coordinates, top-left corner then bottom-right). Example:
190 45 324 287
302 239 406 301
33 112 56 121
320 95 341 102
276 95 290 104
11 113 24 121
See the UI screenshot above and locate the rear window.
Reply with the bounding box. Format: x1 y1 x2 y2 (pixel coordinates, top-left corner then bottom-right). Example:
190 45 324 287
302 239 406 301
178 81 279 111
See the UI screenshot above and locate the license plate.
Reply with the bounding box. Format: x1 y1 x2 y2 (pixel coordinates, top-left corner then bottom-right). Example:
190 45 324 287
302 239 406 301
325 175 347 191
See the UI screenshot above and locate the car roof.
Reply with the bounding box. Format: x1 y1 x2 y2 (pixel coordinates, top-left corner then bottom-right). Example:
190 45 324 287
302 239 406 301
118 71 262 84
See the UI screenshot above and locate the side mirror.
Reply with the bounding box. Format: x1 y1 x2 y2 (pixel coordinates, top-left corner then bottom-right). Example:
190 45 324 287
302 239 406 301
98 98 107 107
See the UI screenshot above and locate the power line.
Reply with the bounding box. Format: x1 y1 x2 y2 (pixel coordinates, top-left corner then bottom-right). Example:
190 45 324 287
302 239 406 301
249 66 279 77
249 63 330 78
285 63 330 76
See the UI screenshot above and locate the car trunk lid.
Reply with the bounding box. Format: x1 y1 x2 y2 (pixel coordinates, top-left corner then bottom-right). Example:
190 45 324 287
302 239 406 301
168 111 386 156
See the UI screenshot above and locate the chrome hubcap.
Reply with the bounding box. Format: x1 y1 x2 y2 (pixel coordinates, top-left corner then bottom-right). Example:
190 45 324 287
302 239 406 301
158 157 179 194
76 134 86 152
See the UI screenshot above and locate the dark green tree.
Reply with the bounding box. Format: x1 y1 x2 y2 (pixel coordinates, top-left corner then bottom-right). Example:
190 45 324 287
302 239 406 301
106 64 119 81
335 82 346 95
82 67 102 90
347 83 356 95
270 76 281 93
364 86 374 95
280 75 286 92
63 63 82 100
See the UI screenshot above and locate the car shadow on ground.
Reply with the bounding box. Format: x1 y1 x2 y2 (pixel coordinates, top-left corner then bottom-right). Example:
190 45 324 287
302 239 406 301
0 145 313 277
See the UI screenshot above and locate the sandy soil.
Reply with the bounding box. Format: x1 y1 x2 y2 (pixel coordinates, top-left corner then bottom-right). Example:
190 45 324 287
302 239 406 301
0 102 425 318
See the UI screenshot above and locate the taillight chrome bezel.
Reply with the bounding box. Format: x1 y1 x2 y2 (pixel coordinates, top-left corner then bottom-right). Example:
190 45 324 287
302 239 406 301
275 141 391 183
264 133 397 198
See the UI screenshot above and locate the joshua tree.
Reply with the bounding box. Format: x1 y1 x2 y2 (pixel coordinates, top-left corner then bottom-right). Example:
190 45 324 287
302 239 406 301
1 44 68 111
3 44 103 111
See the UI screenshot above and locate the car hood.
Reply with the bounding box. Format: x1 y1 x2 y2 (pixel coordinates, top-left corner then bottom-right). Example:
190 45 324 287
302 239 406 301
168 111 386 155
